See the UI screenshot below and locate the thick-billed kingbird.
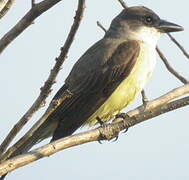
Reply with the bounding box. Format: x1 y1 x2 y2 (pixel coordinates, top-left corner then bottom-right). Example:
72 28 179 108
0 6 183 180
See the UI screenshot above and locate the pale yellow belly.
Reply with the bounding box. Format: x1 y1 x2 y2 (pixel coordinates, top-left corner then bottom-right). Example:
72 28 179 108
86 43 156 126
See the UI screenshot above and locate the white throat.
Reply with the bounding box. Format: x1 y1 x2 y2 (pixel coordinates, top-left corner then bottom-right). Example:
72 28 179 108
127 26 161 48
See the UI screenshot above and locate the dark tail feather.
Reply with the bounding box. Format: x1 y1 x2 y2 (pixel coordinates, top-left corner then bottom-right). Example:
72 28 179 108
0 85 69 179
51 116 82 141
0 117 58 180
0 174 7 180
0 118 57 180
0 132 39 180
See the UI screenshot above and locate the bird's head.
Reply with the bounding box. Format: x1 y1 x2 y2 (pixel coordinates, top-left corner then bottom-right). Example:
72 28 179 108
105 6 183 46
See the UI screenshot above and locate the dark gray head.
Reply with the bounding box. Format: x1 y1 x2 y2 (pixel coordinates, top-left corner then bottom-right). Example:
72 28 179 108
105 6 183 45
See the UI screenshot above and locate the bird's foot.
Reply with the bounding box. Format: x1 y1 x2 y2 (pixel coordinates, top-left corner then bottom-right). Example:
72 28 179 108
111 136 119 142
96 116 119 143
114 113 129 133
98 123 120 143
115 112 130 119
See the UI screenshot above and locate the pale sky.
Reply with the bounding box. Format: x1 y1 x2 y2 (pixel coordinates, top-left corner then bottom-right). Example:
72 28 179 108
0 0 188 179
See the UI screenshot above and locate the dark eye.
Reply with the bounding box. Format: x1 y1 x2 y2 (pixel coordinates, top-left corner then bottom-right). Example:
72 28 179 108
144 16 153 25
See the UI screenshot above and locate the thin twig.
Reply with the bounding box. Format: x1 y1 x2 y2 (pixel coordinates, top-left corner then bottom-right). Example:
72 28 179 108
97 21 107 33
0 0 64 54
0 0 86 156
0 0 15 19
0 92 189 175
117 0 128 9
156 47 188 84
167 33 189 60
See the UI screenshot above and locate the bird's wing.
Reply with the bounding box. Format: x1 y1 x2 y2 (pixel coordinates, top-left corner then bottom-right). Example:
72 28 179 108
49 40 140 141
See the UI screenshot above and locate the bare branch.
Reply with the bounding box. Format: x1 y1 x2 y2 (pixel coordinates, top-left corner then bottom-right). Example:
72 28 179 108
126 83 189 118
0 0 15 19
156 47 188 84
0 82 189 165
0 92 188 175
0 0 86 156
167 33 189 60
117 0 128 9
97 21 107 33
0 0 65 54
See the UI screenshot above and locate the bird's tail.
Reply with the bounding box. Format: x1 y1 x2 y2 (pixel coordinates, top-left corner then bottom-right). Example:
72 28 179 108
11 118 57 156
0 99 61 180
0 115 57 180
0 84 68 179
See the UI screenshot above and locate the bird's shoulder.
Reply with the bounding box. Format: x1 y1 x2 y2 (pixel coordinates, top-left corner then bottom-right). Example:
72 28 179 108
107 39 140 67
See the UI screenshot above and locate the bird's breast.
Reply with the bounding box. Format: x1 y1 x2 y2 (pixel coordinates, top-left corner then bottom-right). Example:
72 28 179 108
86 43 156 126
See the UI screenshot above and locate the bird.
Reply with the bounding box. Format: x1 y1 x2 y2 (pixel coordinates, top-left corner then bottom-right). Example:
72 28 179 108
0 6 183 179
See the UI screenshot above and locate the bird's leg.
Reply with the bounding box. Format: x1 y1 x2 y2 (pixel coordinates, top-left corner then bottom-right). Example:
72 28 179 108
141 90 149 107
96 116 104 126
115 112 130 119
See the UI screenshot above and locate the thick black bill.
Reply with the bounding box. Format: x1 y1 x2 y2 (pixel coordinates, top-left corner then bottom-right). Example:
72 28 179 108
158 19 184 33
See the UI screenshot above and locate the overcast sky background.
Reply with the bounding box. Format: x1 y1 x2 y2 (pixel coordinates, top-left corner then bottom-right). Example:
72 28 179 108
0 0 189 179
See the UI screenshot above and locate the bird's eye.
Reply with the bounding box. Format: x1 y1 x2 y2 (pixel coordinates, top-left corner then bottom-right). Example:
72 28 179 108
144 16 153 25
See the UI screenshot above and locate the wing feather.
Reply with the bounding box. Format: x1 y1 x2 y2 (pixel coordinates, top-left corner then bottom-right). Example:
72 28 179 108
49 40 140 141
